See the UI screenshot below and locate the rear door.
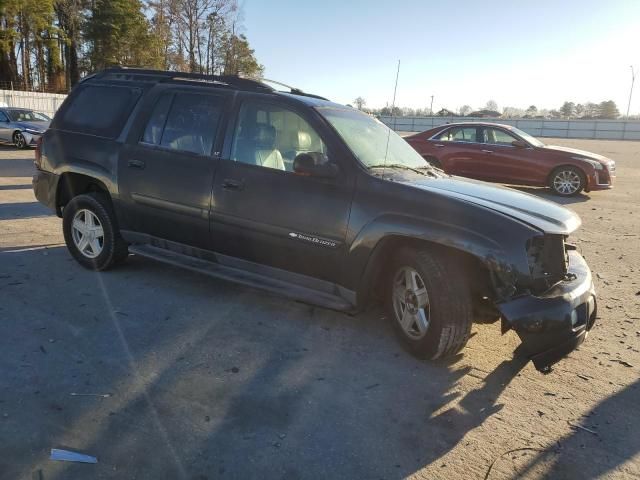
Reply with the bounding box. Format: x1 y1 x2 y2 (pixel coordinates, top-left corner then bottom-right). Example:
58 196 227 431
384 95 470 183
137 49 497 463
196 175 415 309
431 126 490 179
119 87 231 249
480 127 544 184
210 95 354 283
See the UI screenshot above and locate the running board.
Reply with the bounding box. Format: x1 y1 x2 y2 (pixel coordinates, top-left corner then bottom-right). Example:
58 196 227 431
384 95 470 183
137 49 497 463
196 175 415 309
128 244 354 312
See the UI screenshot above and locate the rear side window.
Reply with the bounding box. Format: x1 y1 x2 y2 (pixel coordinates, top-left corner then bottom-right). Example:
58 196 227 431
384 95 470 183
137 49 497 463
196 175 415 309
141 92 224 155
58 85 140 138
435 127 478 142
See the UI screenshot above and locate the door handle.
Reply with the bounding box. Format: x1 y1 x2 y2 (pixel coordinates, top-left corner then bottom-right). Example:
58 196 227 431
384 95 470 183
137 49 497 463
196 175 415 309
222 178 244 191
434 144 445 148
128 159 145 169
481 149 494 154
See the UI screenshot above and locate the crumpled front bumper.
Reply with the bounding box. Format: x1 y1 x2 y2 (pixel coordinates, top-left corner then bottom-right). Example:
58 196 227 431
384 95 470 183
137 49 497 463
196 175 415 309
498 250 597 371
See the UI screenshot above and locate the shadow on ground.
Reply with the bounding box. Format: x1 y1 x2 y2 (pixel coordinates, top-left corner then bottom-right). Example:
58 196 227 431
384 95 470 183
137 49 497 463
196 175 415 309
0 246 527 480
511 186 591 205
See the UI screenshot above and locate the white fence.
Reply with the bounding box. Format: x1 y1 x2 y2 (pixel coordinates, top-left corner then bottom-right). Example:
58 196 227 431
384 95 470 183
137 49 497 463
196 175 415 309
379 116 640 141
0 89 67 118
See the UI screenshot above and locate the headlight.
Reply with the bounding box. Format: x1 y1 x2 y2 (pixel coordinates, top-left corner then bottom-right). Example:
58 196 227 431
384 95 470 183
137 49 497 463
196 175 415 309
571 156 603 170
24 128 43 135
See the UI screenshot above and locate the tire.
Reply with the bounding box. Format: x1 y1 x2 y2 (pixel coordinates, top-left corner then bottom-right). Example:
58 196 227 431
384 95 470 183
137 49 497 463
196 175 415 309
13 131 27 149
423 155 442 169
386 247 473 359
549 166 585 196
62 192 129 270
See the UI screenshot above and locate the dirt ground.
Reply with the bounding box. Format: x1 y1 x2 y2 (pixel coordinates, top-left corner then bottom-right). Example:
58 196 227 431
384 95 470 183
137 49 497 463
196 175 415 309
0 138 638 480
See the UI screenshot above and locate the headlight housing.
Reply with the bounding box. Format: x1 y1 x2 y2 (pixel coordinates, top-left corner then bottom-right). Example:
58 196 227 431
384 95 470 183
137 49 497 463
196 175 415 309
571 156 603 170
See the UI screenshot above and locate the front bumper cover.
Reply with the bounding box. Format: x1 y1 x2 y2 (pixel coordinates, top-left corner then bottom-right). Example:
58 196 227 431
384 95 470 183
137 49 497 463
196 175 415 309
498 250 597 371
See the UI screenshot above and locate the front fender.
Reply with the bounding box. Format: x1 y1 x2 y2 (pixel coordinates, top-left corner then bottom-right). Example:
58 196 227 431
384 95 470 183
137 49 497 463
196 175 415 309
346 213 523 307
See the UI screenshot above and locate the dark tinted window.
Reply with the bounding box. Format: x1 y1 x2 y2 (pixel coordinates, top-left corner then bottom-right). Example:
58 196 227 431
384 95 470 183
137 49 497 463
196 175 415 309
159 93 224 155
0 111 8 122
141 94 172 145
59 85 140 138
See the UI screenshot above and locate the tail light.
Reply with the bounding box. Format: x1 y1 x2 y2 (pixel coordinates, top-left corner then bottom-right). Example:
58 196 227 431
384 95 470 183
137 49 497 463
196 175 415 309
34 136 43 168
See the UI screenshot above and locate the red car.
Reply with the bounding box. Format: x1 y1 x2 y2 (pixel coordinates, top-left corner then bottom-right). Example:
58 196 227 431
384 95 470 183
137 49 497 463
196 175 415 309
405 122 616 196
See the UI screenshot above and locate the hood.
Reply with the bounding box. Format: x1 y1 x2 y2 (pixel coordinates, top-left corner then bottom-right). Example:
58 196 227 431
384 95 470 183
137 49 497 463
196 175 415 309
541 145 609 164
16 120 50 133
401 175 581 235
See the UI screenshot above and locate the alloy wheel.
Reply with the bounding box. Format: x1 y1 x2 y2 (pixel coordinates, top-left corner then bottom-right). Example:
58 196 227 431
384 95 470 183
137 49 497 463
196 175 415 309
13 132 26 149
71 209 105 259
553 170 581 195
392 266 431 339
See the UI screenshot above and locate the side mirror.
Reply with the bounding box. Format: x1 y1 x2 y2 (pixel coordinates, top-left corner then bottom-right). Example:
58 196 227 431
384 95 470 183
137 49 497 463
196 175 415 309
511 140 527 148
293 152 338 178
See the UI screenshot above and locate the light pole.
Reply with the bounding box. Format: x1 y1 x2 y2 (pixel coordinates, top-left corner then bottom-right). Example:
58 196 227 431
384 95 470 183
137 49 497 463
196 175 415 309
627 65 636 118
429 95 434 116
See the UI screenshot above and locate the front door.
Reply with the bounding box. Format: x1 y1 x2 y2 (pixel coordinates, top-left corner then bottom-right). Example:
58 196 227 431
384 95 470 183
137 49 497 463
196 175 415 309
432 125 490 179
210 97 354 283
480 127 545 184
118 88 230 248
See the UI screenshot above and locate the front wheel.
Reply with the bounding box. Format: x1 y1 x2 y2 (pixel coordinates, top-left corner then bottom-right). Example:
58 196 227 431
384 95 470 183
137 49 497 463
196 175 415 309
62 193 128 270
550 166 585 196
386 248 473 359
13 131 27 149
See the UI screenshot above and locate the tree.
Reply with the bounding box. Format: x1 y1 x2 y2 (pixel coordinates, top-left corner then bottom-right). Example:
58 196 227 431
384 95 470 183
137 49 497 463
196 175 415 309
222 33 262 77
353 96 366 110
85 0 160 70
598 100 619 119
459 105 472 116
583 102 599 118
560 101 575 118
525 105 537 117
574 103 585 118
502 106 524 118
485 100 498 111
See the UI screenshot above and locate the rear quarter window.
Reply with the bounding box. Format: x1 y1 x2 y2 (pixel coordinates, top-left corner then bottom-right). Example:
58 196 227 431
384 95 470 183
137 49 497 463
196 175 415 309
56 84 141 138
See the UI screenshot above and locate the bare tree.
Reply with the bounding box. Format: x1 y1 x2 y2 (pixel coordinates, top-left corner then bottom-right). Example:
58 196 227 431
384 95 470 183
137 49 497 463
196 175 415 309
353 97 366 110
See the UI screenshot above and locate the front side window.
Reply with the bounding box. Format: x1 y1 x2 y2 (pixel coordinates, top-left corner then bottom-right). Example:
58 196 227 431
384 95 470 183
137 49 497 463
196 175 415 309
0 111 8 122
484 128 518 146
231 101 326 172
7 109 50 122
157 93 224 155
436 127 478 142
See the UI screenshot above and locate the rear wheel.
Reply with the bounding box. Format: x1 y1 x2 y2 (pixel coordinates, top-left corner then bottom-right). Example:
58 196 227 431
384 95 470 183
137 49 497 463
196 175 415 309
13 131 27 149
550 166 585 196
62 193 128 270
386 248 473 359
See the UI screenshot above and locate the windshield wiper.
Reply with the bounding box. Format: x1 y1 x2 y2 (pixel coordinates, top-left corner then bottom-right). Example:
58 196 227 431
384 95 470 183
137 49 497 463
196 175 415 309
368 164 427 176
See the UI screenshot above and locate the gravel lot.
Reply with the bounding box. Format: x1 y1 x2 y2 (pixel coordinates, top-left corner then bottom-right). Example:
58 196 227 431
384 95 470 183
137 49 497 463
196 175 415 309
0 138 638 480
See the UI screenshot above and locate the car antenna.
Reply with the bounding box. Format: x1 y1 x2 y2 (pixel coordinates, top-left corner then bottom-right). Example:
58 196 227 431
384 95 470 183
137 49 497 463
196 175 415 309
382 60 401 180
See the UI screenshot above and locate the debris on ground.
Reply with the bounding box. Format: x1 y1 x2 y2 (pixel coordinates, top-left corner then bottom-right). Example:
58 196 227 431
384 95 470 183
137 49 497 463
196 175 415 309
50 448 97 463
567 421 598 435
612 359 634 368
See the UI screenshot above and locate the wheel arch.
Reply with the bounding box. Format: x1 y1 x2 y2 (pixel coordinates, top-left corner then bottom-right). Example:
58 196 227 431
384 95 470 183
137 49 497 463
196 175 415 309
547 163 587 184
56 172 112 216
351 216 506 310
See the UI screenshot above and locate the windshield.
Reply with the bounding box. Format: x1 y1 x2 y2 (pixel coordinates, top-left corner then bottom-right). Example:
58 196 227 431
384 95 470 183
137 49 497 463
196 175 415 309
7 109 50 122
511 126 544 147
318 107 429 170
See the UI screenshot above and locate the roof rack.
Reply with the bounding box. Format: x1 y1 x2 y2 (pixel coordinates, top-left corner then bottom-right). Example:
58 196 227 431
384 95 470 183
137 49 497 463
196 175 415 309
84 67 329 100
93 67 274 93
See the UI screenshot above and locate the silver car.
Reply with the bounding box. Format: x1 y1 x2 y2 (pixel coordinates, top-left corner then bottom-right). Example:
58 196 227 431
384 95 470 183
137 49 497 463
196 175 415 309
0 107 51 149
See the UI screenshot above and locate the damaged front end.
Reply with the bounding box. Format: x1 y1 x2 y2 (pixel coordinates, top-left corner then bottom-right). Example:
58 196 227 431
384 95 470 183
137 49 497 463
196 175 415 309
495 234 597 372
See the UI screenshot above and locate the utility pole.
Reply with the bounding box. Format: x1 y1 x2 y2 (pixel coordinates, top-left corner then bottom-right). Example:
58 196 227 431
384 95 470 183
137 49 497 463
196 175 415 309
627 65 636 118
429 95 434 116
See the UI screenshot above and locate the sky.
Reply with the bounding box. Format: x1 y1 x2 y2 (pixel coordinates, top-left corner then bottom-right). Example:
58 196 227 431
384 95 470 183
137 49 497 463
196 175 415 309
241 0 640 114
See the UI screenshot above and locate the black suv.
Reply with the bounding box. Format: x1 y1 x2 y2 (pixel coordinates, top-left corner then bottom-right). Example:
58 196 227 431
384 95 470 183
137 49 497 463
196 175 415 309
33 68 597 371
